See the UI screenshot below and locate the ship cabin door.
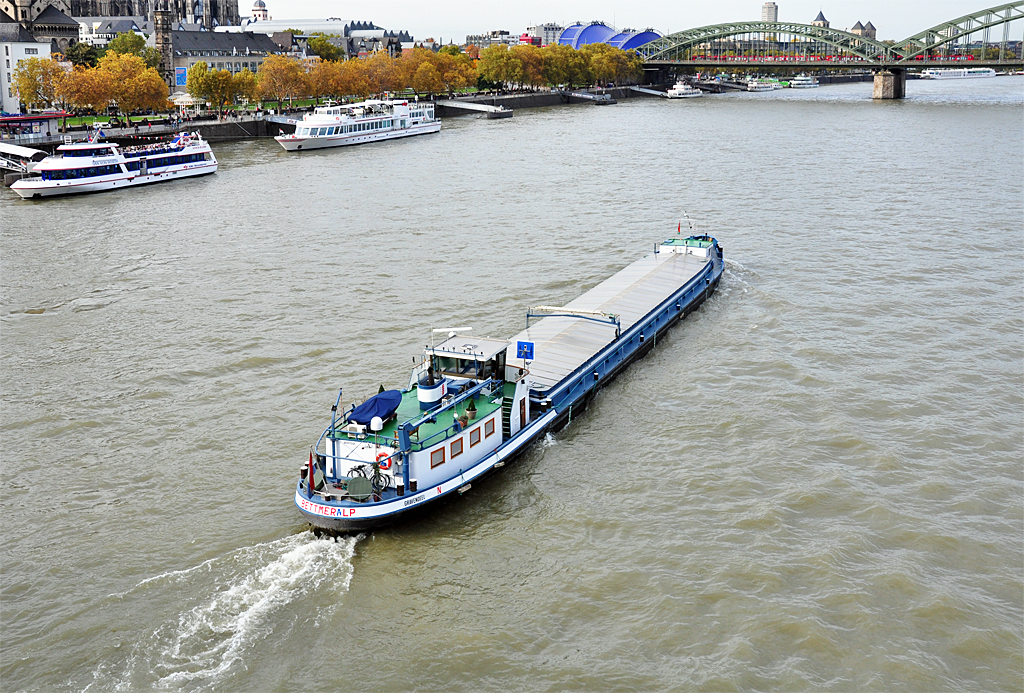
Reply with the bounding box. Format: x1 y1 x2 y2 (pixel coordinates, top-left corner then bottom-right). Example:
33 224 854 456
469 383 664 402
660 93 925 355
520 398 526 426
140 158 147 175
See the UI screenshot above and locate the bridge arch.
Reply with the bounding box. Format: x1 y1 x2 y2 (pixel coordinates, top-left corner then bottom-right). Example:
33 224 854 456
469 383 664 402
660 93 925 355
637 22 890 63
888 1 1023 61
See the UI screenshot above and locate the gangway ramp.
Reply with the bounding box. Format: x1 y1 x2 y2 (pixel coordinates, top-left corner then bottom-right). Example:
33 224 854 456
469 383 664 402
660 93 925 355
436 100 513 118
630 86 666 97
0 142 47 173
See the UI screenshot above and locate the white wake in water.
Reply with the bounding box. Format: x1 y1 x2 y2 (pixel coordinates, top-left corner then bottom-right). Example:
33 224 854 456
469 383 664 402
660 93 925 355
88 532 359 692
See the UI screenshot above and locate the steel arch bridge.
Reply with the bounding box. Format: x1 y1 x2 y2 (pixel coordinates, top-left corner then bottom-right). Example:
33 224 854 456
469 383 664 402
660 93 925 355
637 2 1024 66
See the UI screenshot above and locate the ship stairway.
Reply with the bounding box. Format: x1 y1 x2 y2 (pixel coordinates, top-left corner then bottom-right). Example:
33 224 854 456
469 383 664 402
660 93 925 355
501 395 514 439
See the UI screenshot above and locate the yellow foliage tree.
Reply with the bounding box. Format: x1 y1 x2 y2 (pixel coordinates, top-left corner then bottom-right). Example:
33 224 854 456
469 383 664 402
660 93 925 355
12 56 67 110
257 54 306 108
435 52 477 95
58 64 111 112
363 50 400 95
306 59 336 104
336 58 372 99
478 45 523 89
411 61 443 95
511 44 545 89
97 52 168 113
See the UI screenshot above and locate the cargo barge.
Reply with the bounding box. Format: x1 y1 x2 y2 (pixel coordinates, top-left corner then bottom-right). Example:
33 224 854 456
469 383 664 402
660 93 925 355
295 232 724 532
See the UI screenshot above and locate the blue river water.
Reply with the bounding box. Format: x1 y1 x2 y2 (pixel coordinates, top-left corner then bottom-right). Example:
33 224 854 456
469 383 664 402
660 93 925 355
1 76 1022 691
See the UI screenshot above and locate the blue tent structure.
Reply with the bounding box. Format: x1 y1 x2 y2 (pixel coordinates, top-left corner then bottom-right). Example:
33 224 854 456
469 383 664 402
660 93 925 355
606 30 662 51
558 22 660 51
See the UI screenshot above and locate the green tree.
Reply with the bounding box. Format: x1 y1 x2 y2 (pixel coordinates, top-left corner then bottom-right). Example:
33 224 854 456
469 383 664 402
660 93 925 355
307 33 343 62
64 41 99 67
206 69 235 113
186 60 212 103
232 68 259 105
438 44 462 56
106 31 161 69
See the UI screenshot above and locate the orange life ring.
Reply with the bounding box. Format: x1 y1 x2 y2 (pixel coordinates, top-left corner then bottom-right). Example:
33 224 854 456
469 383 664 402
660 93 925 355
376 452 391 470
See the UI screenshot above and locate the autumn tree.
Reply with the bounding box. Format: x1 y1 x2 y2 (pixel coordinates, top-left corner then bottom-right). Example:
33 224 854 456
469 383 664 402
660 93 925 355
12 56 67 109
581 43 642 86
336 57 372 99
97 52 168 113
306 59 337 104
542 43 590 89
411 61 443 94
434 52 476 95
511 44 545 89
465 44 480 59
363 50 401 94
478 45 523 89
106 31 161 69
257 54 307 108
58 64 111 112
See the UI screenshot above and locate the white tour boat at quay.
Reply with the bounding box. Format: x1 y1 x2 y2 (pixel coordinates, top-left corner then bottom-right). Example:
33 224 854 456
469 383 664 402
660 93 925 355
275 98 440 151
789 75 820 88
10 132 216 199
295 230 725 533
746 78 776 92
665 80 704 98
920 67 996 79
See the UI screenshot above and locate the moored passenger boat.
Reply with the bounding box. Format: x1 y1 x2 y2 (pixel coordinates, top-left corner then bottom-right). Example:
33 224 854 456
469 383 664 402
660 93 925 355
920 67 996 79
746 78 776 92
666 80 704 99
295 232 725 532
275 99 440 151
789 75 819 88
10 132 216 199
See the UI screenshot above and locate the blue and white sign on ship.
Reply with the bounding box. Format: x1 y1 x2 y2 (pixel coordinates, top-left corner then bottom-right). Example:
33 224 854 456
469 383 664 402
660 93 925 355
295 229 724 533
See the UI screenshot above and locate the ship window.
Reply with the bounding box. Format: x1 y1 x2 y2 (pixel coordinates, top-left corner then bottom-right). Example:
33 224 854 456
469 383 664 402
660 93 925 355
430 447 445 468
469 427 481 447
451 438 463 459
484 418 495 437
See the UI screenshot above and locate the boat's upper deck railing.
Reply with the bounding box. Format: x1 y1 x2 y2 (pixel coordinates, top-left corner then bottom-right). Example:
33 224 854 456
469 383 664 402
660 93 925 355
526 306 621 338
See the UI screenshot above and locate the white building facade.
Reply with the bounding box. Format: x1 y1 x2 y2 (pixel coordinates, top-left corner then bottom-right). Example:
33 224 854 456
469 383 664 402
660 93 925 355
1 22 50 113
525 23 562 46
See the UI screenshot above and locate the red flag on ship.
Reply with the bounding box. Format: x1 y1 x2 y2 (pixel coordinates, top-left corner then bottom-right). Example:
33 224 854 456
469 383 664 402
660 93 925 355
677 221 681 234
307 450 314 496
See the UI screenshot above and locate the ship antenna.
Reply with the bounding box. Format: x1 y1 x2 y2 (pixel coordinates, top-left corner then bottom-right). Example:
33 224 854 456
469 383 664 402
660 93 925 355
683 210 695 235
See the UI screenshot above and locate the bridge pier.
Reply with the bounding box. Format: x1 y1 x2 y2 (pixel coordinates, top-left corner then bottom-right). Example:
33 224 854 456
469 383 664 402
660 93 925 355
873 69 906 100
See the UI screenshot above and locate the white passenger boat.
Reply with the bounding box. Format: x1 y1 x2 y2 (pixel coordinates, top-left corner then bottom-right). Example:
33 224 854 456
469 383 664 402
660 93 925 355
746 79 775 92
920 67 996 79
665 80 703 98
10 133 216 199
295 232 725 533
275 99 440 151
789 75 819 88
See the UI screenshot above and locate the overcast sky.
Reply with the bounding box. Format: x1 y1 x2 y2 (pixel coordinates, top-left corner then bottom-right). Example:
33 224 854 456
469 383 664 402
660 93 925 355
266 2 1018 44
